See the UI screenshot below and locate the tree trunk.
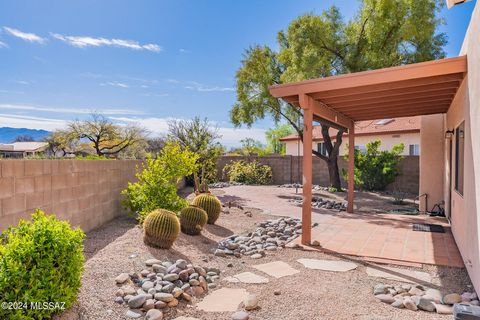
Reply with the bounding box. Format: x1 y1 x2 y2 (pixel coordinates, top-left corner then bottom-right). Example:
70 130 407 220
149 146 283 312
327 156 342 190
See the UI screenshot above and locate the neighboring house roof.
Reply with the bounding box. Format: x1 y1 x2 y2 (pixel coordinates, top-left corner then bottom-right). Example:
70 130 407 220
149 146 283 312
0 141 49 152
279 116 421 142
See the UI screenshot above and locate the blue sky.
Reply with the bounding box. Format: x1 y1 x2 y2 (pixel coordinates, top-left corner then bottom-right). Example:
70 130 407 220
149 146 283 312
0 0 476 147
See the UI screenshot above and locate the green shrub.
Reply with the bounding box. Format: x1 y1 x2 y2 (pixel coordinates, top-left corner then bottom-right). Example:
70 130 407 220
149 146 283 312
0 210 85 320
122 141 198 223
343 140 404 191
223 160 272 185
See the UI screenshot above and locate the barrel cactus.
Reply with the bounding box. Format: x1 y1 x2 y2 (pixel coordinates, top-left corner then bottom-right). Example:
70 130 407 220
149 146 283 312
143 209 180 249
192 194 222 224
179 205 208 235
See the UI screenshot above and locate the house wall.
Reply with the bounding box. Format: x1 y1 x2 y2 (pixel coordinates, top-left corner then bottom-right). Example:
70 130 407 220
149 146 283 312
419 114 445 212
0 159 141 232
284 132 420 156
217 155 419 194
446 0 480 294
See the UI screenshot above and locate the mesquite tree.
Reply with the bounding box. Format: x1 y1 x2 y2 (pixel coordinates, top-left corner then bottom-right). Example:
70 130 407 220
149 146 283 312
230 0 446 189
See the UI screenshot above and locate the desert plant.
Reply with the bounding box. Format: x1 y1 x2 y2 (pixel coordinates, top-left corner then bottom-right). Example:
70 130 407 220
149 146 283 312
122 141 198 223
192 193 222 224
343 140 405 191
179 205 208 235
223 160 272 185
193 166 210 194
0 210 85 320
143 209 180 249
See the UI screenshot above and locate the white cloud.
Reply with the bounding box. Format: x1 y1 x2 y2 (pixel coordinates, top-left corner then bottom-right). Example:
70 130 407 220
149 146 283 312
50 33 162 52
0 114 66 131
3 27 46 43
100 81 129 88
0 103 144 115
0 40 8 48
179 48 189 53
15 80 30 85
184 81 234 92
111 116 266 147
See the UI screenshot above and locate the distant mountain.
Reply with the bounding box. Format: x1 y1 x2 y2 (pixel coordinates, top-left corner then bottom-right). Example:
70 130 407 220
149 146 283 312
0 127 50 143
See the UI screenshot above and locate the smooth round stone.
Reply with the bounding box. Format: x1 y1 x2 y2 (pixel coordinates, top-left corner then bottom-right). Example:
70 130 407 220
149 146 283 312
373 284 388 295
244 294 258 311
126 309 143 319
142 281 155 291
115 289 125 297
154 293 174 302
145 259 162 266
164 274 179 282
443 293 462 305
189 279 200 286
191 286 204 296
145 309 163 320
434 303 453 314
179 270 190 281
161 283 176 293
141 269 151 277
251 253 262 259
115 273 129 284
208 283 217 289
375 294 395 304
172 287 183 298
167 298 179 307
175 259 188 269
124 295 134 302
153 264 167 274
189 273 199 280
154 300 167 309
423 289 443 304
128 294 147 308
391 299 404 309
143 299 155 311
182 292 192 301
194 266 207 276
232 311 249 320
403 297 418 311
123 286 136 295
418 298 436 312
114 296 124 304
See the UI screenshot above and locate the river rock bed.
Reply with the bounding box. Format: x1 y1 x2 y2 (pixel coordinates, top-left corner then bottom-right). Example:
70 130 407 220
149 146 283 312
288 195 347 211
209 181 244 188
374 282 478 315
278 183 331 191
215 218 309 259
114 258 221 319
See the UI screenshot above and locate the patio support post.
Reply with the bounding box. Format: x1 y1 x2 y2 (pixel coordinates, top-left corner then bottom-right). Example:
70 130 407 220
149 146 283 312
347 122 355 213
299 93 313 245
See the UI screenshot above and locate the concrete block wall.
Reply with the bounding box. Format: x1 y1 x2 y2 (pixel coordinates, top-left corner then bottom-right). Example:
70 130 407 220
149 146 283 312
217 155 419 194
0 159 141 232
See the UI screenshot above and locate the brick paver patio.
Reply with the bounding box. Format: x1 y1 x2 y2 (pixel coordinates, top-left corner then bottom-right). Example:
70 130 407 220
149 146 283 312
294 212 464 268
216 185 464 268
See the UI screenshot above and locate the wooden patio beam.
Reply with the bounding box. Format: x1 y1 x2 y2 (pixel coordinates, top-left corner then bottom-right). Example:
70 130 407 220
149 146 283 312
330 93 455 109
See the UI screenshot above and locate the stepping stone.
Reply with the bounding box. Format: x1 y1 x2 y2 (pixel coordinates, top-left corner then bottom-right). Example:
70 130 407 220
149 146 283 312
252 261 299 278
225 272 269 284
297 259 357 272
366 266 432 284
196 288 248 312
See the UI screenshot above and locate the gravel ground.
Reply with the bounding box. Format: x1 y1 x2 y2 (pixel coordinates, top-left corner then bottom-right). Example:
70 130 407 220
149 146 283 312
56 194 472 320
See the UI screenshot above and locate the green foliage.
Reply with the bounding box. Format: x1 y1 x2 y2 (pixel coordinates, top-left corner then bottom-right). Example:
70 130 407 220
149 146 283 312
223 160 272 185
230 0 446 187
265 124 293 155
191 194 222 225
143 209 180 249
122 141 198 222
0 210 85 320
343 140 405 191
179 205 208 235
168 117 223 185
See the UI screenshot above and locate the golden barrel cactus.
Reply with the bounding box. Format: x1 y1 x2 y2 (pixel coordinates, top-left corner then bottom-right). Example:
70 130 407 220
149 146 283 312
179 205 208 235
192 194 221 225
143 209 180 249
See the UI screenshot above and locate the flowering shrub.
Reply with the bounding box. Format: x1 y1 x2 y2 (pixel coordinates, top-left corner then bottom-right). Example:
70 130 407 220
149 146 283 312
223 160 272 185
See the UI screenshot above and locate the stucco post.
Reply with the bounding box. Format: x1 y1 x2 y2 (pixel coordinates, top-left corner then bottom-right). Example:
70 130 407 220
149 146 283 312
299 94 313 245
347 122 355 213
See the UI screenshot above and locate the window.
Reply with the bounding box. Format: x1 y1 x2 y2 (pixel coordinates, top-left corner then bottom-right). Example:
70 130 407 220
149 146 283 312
356 145 366 154
409 144 420 156
455 121 465 195
317 142 327 156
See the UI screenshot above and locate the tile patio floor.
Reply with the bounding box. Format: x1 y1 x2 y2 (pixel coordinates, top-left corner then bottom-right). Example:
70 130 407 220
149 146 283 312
294 212 464 268
215 185 464 268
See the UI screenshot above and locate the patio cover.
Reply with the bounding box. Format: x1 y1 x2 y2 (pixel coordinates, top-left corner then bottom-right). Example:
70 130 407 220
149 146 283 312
268 55 467 244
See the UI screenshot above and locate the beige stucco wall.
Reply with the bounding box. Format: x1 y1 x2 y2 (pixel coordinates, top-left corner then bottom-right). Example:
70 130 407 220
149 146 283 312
0 159 141 232
419 114 445 212
284 132 420 156
448 0 480 294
